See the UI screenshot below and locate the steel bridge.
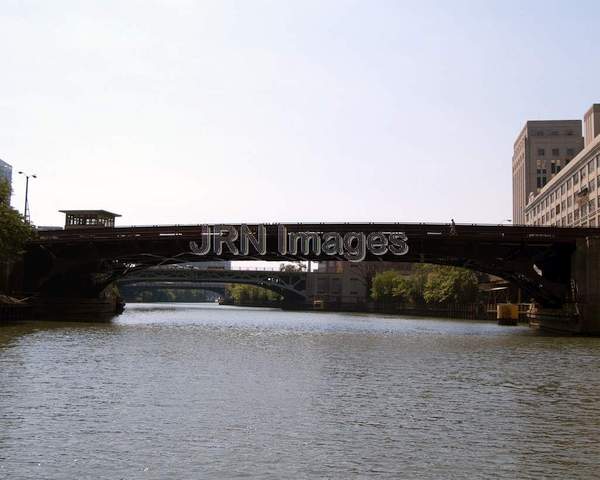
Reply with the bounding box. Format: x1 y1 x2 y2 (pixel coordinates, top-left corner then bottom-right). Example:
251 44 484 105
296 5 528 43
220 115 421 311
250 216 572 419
118 267 307 300
23 221 600 314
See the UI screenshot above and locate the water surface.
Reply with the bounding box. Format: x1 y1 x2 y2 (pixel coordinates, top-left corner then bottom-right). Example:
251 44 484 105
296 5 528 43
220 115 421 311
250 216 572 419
1 303 600 479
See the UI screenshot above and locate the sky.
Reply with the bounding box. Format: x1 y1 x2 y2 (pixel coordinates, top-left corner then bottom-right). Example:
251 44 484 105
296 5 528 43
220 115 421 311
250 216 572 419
1 0 599 227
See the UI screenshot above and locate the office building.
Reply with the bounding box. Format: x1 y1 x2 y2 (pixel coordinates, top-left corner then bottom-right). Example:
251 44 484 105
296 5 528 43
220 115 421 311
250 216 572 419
512 120 584 224
522 104 600 227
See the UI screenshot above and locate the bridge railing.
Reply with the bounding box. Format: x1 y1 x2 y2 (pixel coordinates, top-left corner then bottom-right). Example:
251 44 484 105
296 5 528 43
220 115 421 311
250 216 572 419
32 222 600 244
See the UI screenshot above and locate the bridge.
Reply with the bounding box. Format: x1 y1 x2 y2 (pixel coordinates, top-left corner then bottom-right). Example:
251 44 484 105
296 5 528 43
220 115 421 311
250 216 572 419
23 222 600 334
118 266 307 301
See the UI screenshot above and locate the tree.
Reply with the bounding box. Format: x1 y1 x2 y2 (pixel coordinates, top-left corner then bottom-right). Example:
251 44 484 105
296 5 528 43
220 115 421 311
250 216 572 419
371 264 480 306
393 276 424 304
423 266 479 304
371 270 401 303
0 179 35 262
227 284 281 303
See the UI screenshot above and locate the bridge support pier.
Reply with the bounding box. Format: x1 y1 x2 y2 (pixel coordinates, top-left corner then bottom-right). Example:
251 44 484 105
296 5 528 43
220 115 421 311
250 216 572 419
31 295 124 321
531 236 600 335
25 268 125 321
572 236 600 334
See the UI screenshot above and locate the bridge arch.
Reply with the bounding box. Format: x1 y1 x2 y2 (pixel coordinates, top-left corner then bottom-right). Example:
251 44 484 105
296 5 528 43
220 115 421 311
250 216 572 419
117 267 308 302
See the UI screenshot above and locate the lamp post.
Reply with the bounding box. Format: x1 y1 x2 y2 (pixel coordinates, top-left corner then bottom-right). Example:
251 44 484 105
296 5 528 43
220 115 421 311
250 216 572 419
17 171 37 223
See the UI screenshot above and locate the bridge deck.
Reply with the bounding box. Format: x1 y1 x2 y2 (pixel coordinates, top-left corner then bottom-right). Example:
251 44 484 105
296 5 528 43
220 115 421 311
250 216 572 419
32 223 600 244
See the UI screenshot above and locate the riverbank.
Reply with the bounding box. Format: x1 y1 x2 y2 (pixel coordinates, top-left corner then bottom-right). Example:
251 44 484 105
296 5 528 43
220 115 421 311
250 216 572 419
0 295 33 323
223 299 527 322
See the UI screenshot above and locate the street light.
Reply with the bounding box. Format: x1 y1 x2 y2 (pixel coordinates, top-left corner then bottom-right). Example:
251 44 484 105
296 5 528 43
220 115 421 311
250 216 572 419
17 171 37 223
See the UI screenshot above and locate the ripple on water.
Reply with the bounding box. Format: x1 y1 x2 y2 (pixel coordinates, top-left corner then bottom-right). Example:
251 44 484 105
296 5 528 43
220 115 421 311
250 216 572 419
1 303 600 479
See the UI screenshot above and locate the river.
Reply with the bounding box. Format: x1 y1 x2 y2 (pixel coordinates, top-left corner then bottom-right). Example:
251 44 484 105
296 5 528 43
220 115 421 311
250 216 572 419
1 303 600 479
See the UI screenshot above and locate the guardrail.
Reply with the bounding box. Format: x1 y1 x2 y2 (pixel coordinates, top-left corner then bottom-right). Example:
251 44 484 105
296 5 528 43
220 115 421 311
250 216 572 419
32 223 600 244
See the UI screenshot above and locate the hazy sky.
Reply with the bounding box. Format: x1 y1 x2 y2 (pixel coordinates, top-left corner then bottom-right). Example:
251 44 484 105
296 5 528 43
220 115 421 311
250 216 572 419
1 0 599 227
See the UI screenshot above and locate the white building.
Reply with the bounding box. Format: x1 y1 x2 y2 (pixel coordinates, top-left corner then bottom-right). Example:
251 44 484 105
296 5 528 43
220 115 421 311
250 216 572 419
524 104 600 227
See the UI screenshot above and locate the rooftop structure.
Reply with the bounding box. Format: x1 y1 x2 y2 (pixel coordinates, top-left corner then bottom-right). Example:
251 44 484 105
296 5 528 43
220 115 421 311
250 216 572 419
59 210 121 229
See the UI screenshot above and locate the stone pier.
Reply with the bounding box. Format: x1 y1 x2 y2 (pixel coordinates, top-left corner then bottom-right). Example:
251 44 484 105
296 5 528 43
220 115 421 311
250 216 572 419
531 236 600 335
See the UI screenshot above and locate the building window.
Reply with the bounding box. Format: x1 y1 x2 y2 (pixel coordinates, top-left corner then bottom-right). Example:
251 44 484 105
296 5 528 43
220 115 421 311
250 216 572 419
552 148 559 156
567 148 575 155
535 130 544 136
568 213 573 223
556 204 561 214
574 174 579 185
538 148 545 156
567 179 572 190
567 196 572 207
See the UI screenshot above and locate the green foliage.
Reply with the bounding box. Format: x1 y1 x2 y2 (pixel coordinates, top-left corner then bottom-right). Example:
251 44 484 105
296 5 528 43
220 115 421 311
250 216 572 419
423 266 479 304
371 270 401 303
371 264 479 305
279 262 306 272
393 276 423 304
227 284 281 303
0 180 35 262
119 285 217 303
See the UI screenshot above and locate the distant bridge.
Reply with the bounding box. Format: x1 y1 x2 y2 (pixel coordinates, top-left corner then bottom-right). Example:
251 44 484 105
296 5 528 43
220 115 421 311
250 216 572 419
118 267 307 301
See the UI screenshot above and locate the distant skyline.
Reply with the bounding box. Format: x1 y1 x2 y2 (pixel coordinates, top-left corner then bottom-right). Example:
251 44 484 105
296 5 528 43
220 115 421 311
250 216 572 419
1 0 599 227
